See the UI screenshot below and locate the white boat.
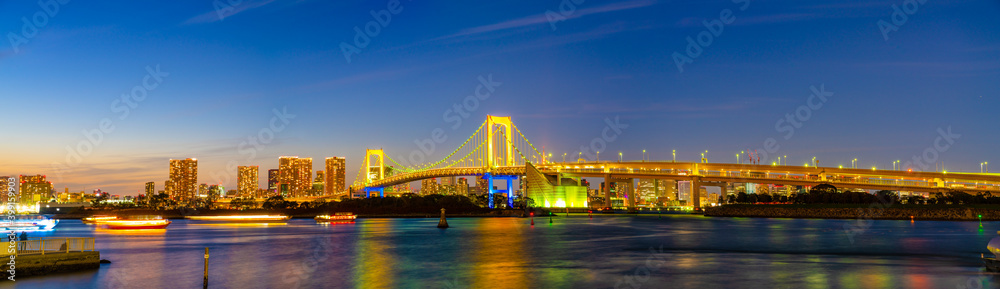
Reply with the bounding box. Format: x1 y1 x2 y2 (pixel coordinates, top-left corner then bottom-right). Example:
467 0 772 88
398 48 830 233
984 231 1000 271
0 215 58 232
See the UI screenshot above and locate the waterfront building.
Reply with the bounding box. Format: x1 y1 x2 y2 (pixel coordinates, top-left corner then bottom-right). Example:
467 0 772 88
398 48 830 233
421 178 439 195
19 175 52 206
237 166 259 198
278 156 313 197
169 158 198 200
267 169 279 193
325 157 346 195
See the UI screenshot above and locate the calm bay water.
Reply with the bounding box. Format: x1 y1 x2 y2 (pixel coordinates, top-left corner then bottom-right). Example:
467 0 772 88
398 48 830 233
5 215 997 289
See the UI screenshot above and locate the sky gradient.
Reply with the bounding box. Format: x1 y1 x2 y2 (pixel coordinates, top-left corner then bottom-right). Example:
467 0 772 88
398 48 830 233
1 0 998 195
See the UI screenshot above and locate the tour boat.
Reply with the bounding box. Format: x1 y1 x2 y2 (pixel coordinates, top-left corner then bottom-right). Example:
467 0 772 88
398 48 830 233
315 212 357 223
186 215 290 223
0 215 58 232
104 216 171 230
985 231 1000 272
82 215 118 224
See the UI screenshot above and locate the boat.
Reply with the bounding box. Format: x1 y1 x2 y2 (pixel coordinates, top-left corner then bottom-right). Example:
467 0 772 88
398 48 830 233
0 215 58 231
104 216 171 230
82 215 118 224
984 231 1000 272
186 215 290 223
315 212 357 223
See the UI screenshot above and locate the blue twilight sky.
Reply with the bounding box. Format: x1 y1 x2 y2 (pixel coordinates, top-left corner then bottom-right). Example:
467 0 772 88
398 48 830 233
1 0 998 195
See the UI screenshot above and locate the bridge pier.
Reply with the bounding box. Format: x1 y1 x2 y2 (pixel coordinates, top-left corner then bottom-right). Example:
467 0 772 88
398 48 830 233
485 173 517 209
691 177 701 210
363 187 384 198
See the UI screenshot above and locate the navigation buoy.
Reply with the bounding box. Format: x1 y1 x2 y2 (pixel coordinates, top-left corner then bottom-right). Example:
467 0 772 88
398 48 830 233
437 208 449 228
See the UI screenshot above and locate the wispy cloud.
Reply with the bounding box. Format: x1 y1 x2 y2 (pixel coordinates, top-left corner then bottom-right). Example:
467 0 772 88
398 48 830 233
437 0 657 40
183 0 278 25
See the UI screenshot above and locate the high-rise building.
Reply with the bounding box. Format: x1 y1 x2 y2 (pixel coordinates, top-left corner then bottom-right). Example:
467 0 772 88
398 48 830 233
278 156 312 197
198 184 209 198
267 169 279 193
19 175 52 205
237 166 259 198
637 179 657 205
169 158 198 200
164 180 173 196
145 182 155 196
421 178 439 195
311 170 325 196
208 185 223 199
677 181 692 204
324 157 346 196
476 177 489 195
457 177 469 195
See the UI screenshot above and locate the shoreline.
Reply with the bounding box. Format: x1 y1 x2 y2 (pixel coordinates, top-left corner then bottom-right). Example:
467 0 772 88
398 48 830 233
705 205 997 221
50 208 530 219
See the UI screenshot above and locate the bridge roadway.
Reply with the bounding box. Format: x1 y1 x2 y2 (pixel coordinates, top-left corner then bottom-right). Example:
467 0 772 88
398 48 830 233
366 161 1000 208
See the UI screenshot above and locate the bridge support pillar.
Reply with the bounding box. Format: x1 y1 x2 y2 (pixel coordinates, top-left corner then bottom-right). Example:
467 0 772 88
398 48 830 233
364 187 384 198
626 178 636 210
485 173 517 209
691 177 702 210
603 174 611 208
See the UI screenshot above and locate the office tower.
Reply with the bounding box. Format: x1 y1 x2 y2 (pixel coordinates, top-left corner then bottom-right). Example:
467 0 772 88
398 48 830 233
325 157 346 196
311 170 325 196
169 158 198 200
207 185 223 198
19 175 52 205
637 179 656 205
198 184 209 198
439 176 456 195
145 182 155 196
278 156 313 197
476 177 489 195
457 177 469 195
677 181 692 204
267 169 278 193
164 180 173 196
238 166 259 198
421 178 439 195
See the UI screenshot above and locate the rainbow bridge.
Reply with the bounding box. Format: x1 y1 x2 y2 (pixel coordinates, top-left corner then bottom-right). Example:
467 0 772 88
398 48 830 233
354 116 1000 209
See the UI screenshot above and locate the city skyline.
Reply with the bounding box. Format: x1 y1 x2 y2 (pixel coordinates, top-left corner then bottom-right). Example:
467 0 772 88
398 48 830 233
2 0 999 195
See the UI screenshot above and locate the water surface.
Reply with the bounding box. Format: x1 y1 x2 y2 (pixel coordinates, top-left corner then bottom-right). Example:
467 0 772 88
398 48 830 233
7 215 997 288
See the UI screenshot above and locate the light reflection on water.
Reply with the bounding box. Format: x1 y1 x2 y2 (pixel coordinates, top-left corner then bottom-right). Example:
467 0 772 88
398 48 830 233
8 215 1000 288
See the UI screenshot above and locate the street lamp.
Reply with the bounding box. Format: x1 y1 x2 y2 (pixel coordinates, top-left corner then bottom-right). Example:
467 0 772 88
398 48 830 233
578 152 582 163
736 153 740 164
852 158 857 169
597 151 600 162
783 155 787 166
563 153 567 163
672 150 676 163
618 152 622 162
643 149 646 162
